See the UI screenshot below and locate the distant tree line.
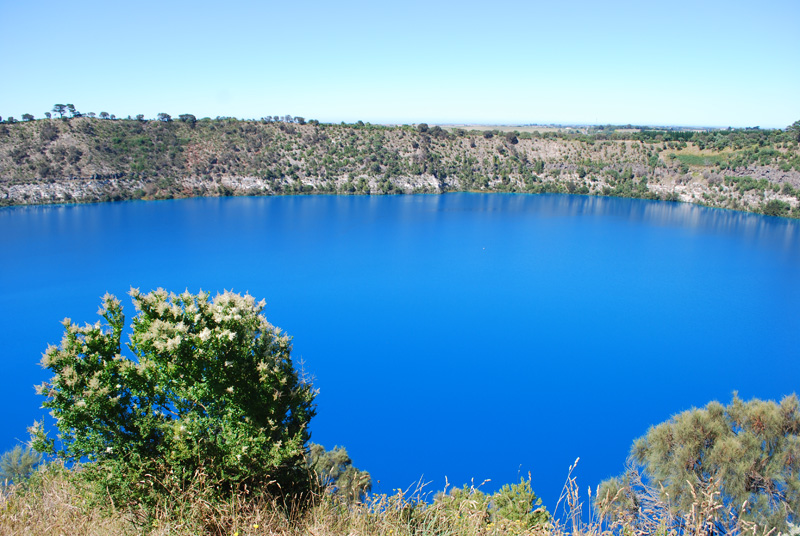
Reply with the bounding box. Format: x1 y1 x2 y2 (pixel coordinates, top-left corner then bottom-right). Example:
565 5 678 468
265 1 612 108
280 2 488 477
0 105 311 126
2 105 797 144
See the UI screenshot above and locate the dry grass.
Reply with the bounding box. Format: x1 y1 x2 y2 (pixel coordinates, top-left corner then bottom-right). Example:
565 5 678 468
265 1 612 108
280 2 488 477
0 461 785 536
0 463 135 536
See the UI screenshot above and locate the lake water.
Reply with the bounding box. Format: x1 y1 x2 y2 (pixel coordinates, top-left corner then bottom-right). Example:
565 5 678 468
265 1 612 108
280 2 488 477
1 193 798 508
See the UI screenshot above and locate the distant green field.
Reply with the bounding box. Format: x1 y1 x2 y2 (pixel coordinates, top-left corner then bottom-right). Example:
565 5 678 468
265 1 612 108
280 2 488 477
672 153 729 166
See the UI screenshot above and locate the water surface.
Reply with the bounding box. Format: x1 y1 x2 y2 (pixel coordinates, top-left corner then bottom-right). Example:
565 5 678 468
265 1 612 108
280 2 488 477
1 193 798 507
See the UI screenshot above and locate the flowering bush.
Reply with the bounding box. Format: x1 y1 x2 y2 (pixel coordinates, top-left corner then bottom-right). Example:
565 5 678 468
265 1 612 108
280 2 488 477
31 288 316 509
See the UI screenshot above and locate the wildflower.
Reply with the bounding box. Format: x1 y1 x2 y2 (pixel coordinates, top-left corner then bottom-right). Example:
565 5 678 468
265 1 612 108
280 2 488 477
199 327 211 342
165 335 182 351
62 365 78 387
88 375 101 390
106 447 113 453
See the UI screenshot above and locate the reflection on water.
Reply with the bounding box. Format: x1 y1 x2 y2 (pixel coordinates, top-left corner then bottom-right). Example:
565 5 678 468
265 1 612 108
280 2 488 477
431 193 800 256
4 193 796 254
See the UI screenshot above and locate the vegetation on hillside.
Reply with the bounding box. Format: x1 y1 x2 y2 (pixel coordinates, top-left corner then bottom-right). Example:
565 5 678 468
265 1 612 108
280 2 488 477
1 108 799 218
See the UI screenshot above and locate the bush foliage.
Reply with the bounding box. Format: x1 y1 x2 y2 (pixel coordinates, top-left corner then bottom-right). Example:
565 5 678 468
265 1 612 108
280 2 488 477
0 445 42 485
307 443 372 503
431 476 550 535
31 288 316 510
597 393 800 533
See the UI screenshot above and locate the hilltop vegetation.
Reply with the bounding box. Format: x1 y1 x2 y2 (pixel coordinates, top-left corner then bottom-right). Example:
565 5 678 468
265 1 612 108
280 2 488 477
1 110 800 217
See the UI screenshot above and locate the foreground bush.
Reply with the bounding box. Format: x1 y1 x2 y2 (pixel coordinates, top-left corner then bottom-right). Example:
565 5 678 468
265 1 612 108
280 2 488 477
31 288 316 513
597 393 800 534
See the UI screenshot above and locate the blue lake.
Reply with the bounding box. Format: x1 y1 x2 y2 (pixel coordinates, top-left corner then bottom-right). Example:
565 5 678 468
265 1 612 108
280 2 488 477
1 193 799 508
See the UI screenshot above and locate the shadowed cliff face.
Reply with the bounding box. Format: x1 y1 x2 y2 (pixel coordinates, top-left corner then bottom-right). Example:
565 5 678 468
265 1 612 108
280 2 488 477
1 118 799 218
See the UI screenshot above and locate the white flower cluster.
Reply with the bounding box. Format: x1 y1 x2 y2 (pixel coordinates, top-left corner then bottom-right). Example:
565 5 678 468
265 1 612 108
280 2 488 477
125 288 291 383
199 327 212 342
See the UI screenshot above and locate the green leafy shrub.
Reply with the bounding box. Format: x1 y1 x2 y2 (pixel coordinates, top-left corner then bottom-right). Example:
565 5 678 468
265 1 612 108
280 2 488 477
491 476 550 530
31 288 316 512
763 199 791 217
428 476 549 535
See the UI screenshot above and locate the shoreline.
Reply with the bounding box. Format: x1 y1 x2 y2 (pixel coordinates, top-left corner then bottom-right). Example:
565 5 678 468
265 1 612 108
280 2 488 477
2 118 798 218
2 181 798 221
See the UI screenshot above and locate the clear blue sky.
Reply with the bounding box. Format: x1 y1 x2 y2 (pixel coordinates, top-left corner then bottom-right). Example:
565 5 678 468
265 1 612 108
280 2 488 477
1 0 798 127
